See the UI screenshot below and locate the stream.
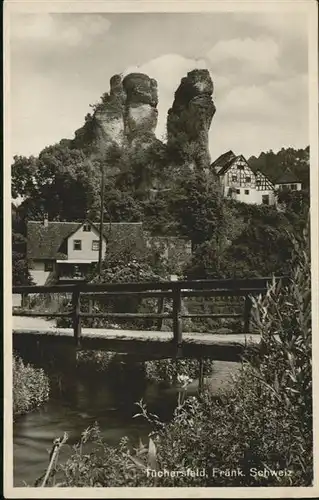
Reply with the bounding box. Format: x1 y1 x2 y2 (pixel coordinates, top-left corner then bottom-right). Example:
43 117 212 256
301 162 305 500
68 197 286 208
13 360 240 486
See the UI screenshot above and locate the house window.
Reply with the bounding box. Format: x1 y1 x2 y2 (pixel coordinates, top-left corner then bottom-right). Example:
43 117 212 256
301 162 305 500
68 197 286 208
92 240 99 251
44 261 53 272
73 240 82 251
245 189 249 195
232 175 238 182
83 224 91 232
237 164 244 170
245 176 251 183
262 195 270 205
290 184 297 190
256 179 261 185
236 189 240 194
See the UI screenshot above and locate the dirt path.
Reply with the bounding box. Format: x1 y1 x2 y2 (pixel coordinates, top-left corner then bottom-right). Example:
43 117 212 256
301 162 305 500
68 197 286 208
13 316 57 330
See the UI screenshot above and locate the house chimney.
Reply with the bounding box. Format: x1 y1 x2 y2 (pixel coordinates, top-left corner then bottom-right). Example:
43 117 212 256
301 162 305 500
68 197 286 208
43 212 49 228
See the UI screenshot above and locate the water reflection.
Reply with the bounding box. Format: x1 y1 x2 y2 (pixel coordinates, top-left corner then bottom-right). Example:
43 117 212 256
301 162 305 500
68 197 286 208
13 372 173 486
13 360 240 486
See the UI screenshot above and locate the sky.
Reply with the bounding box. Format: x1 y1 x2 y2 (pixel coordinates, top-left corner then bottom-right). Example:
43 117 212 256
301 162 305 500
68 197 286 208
9 10 309 162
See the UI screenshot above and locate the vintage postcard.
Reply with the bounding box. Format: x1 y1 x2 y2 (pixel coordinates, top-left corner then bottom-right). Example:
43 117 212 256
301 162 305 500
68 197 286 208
3 0 319 498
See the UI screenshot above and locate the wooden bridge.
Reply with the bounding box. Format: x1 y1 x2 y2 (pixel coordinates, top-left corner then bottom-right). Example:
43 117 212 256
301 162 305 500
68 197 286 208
12 277 288 362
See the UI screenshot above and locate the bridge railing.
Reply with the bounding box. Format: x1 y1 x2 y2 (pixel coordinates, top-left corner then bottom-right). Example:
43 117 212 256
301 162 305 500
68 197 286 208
12 277 289 352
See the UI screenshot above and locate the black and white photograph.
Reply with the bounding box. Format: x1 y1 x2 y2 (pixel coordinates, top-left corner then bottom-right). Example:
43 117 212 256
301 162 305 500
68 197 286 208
4 0 318 497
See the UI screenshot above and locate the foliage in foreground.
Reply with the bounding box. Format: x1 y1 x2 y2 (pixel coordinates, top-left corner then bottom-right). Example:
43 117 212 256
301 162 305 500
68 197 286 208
13 354 50 419
44 224 312 487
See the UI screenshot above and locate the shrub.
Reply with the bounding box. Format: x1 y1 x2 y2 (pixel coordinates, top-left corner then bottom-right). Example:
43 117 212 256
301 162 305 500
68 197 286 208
13 354 50 419
55 424 154 487
56 243 171 330
84 245 170 330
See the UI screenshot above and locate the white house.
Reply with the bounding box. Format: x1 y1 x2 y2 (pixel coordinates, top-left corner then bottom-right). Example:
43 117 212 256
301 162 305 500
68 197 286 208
274 169 302 192
27 218 145 285
26 217 192 286
211 151 276 205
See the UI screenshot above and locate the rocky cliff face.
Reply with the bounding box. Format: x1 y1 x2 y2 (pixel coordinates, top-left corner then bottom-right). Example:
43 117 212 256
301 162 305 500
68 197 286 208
73 73 159 153
72 68 215 174
123 73 158 148
166 69 216 169
93 74 126 149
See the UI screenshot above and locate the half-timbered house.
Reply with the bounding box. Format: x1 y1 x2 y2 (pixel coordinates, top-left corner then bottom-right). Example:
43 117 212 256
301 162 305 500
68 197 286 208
211 151 276 205
255 170 276 205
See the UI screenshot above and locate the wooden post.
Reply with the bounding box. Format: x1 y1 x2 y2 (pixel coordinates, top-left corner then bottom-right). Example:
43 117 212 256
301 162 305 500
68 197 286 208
21 293 27 308
172 284 182 357
198 358 204 393
244 295 252 332
174 357 179 384
88 298 93 314
156 296 164 331
72 287 81 346
21 293 31 309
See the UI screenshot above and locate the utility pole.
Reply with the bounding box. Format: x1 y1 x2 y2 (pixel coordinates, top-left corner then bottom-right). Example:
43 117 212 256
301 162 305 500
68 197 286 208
98 164 105 277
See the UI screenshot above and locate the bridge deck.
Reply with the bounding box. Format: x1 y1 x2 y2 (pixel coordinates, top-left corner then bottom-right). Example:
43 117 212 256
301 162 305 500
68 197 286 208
12 317 261 361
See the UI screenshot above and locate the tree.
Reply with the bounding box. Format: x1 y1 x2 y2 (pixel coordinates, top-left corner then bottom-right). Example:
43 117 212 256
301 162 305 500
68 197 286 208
11 155 38 199
172 168 227 246
103 186 143 222
277 188 310 227
12 206 33 286
12 143 101 221
248 146 310 188
217 204 294 277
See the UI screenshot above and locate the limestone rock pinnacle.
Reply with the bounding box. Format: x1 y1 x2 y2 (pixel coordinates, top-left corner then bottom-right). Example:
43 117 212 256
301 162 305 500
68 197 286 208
167 69 216 169
73 73 159 153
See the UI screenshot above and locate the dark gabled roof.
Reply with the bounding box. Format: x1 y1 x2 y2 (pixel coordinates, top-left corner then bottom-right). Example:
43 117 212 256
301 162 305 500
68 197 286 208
210 151 252 176
211 150 236 174
27 221 79 260
236 154 249 164
27 220 144 260
274 169 301 184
